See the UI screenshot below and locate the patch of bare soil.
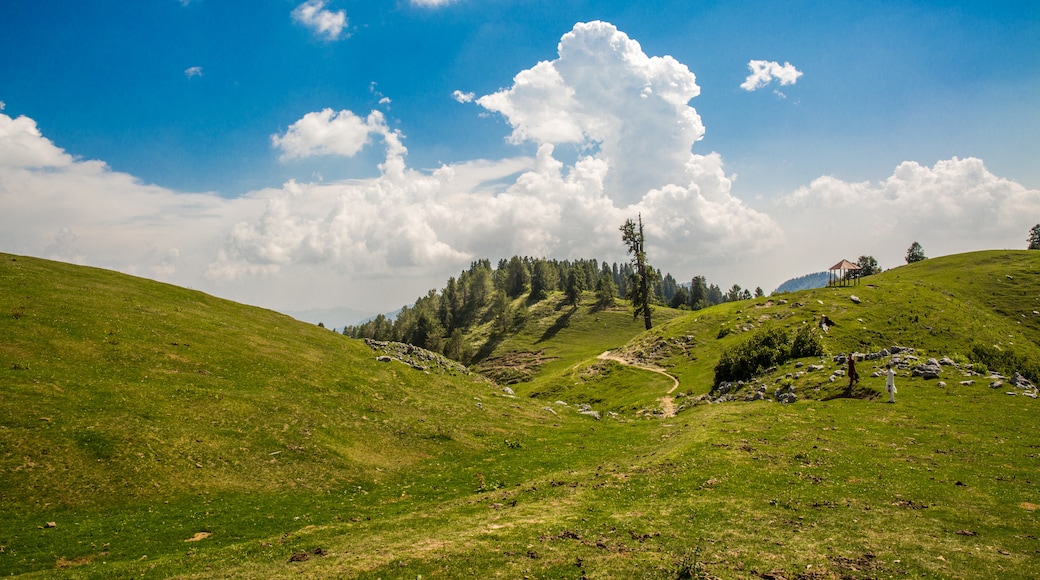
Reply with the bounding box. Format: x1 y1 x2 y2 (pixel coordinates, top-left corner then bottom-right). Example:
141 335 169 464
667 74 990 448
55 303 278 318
474 350 558 385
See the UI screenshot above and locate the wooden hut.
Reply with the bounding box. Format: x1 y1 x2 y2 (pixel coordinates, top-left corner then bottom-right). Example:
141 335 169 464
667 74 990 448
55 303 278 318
828 259 861 286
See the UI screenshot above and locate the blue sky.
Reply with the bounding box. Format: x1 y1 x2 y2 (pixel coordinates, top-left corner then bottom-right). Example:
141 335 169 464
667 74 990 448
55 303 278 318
2 0 1038 324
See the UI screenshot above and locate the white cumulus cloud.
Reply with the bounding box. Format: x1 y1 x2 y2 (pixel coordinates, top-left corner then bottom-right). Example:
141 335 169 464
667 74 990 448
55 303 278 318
741 60 803 91
292 0 347 41
411 0 456 6
767 157 1040 280
270 109 397 161
184 66 203 79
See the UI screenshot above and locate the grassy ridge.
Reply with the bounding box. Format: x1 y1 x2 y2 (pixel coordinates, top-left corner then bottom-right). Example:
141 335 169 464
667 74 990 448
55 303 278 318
2 251 1040 578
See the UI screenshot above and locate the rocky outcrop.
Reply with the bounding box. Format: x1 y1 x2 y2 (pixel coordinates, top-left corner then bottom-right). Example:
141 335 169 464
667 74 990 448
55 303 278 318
365 339 473 376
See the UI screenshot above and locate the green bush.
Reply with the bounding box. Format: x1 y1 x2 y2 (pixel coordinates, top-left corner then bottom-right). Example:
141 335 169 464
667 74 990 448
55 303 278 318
713 327 790 386
790 324 824 358
713 324 825 387
970 342 1039 384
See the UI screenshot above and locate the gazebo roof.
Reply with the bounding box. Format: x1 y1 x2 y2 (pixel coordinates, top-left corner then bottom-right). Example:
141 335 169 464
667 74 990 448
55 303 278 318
829 259 860 271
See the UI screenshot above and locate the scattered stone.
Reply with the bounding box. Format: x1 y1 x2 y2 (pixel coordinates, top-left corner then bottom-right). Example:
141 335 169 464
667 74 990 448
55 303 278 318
990 380 1004 389
808 364 824 372
913 361 942 380
501 386 515 396
849 295 861 304
937 381 947 387
542 406 557 416
960 380 975 386
1011 372 1036 390
577 404 601 420
44 522 57 529
1023 391 1038 399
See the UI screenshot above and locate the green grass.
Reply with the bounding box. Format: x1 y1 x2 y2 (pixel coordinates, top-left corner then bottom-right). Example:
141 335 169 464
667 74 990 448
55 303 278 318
2 251 1040 578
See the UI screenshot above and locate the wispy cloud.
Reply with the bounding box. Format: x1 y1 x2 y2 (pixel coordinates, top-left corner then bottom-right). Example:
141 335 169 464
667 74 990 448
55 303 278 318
452 90 475 103
740 60 803 92
184 66 203 79
292 0 347 41
411 0 457 7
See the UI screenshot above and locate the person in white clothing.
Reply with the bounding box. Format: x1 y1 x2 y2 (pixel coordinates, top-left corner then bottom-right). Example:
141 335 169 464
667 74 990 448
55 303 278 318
885 363 897 403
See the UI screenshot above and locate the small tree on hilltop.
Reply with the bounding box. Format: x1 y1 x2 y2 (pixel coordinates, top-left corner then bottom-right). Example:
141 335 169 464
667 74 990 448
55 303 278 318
1029 224 1040 250
905 241 927 263
854 255 881 278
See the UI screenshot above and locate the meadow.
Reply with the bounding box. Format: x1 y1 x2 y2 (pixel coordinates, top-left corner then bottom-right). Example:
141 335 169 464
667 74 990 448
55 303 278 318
1 251 1038 578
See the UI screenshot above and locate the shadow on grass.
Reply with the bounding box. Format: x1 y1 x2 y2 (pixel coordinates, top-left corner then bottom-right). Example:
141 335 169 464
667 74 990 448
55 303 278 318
537 307 576 344
470 332 506 365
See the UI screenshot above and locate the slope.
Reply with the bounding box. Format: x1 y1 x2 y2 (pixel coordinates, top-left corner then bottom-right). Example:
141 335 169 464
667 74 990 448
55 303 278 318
2 252 1040 579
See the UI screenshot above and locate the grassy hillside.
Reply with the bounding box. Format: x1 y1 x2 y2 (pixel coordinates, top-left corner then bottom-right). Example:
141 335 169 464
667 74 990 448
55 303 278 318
2 251 1040 578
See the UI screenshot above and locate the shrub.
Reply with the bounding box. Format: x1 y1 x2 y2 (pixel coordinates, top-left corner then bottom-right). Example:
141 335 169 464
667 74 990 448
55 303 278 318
790 324 824 358
713 327 790 386
970 343 1039 385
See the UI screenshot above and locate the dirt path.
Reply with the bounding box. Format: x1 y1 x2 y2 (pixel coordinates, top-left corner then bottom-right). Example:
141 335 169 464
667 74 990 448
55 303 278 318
597 351 680 418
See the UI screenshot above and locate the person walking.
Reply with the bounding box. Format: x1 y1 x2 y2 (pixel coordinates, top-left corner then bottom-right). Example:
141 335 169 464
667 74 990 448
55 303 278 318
847 355 859 388
885 363 897 403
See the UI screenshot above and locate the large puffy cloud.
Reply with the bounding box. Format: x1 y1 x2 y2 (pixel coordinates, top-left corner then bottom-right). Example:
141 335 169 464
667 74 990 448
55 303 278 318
763 157 1040 286
0 113 255 283
271 109 394 160
213 22 781 293
478 21 708 205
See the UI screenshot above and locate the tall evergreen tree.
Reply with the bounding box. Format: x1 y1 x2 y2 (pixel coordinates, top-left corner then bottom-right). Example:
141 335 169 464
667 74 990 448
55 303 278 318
620 214 657 330
595 271 617 309
689 276 708 310
503 256 530 298
565 267 586 305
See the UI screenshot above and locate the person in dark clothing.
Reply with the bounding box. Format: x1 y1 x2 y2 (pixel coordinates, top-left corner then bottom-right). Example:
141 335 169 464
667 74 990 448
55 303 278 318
847 355 859 387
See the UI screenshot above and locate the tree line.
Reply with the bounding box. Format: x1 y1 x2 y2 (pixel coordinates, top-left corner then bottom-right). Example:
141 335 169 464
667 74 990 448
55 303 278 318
341 255 759 360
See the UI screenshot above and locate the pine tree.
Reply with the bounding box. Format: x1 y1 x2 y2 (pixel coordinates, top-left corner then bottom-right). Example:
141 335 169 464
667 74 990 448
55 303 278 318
620 214 657 330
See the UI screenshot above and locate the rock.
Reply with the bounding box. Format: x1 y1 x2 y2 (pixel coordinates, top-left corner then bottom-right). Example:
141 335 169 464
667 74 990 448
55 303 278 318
1006 392 1017 396
577 404 601 420
45 521 57 529
1011 372 1035 389
913 362 942 380
501 386 515 396
542 406 557 416
849 295 861 304
376 355 393 363
990 380 1004 389
937 381 947 387
939 357 957 366
808 364 824 372
776 392 798 404
1023 391 1038 399
960 380 974 386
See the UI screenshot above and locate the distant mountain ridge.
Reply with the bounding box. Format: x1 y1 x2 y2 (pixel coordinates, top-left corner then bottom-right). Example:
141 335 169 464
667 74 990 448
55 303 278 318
773 271 828 294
